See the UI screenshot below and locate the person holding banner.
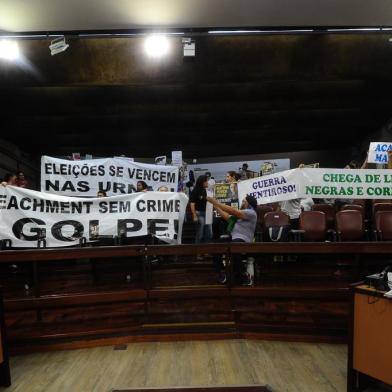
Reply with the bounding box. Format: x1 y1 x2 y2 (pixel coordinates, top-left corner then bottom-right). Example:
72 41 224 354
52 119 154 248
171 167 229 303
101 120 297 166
279 198 302 229
360 154 368 169
15 172 29 188
1 173 17 187
300 197 314 211
136 181 148 192
207 194 257 285
345 160 358 169
226 171 238 199
190 175 212 248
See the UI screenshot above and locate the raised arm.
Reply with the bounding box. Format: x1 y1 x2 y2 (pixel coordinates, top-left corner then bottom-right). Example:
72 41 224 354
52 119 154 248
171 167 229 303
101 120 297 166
207 196 247 219
360 153 368 169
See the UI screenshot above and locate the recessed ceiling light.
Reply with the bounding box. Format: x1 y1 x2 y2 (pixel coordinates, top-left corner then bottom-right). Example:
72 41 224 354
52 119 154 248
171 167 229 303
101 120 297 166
0 39 20 61
144 35 170 58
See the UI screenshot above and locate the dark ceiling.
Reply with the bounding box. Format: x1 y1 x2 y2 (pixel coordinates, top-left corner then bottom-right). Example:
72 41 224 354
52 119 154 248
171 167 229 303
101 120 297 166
1 33 392 159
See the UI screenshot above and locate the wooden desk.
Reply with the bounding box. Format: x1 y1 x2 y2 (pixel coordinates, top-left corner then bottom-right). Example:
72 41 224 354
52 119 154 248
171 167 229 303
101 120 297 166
348 284 392 391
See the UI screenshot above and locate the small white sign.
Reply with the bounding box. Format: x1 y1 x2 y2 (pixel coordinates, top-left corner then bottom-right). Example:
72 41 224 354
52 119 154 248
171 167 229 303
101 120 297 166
155 156 167 165
171 151 183 167
368 142 392 164
114 156 134 162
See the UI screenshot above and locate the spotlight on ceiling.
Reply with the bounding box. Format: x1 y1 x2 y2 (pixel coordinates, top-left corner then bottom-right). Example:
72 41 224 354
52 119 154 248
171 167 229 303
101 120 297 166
144 34 170 58
49 36 69 56
0 39 20 61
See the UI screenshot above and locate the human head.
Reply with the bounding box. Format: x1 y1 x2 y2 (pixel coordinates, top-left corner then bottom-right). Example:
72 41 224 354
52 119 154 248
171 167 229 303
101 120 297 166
137 181 148 192
241 194 258 211
205 172 211 179
226 171 237 183
4 173 17 185
347 160 357 169
158 186 169 192
17 171 25 179
195 175 208 189
242 163 248 170
97 191 107 198
298 163 305 169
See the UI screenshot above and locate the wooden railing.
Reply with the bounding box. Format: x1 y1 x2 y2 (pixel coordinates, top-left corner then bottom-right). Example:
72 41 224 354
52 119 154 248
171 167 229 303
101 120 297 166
0 241 390 296
0 243 391 292
1 242 391 351
1 241 392 263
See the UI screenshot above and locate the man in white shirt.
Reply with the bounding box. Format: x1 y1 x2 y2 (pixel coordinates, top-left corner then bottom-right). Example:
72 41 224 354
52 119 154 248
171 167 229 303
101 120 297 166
300 197 314 211
279 198 301 229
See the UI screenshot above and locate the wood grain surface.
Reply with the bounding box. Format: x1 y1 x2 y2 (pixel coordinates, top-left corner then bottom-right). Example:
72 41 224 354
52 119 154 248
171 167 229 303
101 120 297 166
4 340 347 392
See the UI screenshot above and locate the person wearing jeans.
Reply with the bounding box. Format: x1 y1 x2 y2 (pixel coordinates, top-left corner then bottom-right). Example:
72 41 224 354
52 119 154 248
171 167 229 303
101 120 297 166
194 210 212 244
190 175 212 248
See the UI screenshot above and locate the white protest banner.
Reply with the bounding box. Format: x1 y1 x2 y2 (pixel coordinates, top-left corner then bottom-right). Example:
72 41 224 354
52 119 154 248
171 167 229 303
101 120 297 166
41 156 179 197
299 168 392 199
0 186 188 248
368 142 392 164
238 168 392 205
238 169 299 205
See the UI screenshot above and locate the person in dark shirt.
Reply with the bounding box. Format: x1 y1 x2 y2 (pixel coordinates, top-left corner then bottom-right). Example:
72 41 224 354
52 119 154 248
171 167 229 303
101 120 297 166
190 175 212 244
